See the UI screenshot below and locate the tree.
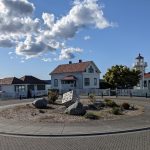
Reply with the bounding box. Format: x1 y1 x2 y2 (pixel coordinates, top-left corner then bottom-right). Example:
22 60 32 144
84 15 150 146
103 65 141 89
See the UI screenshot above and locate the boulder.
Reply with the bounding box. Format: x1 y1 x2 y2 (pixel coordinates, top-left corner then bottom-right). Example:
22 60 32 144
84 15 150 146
88 101 105 110
62 90 79 108
65 101 86 116
88 104 97 110
94 101 105 108
32 98 48 109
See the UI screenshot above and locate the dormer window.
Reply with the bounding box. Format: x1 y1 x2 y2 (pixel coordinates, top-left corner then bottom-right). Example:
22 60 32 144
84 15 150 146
88 66 94 73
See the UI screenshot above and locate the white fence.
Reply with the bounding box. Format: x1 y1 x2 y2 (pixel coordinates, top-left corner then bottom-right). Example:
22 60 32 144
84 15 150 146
117 89 150 97
69 89 150 97
74 89 110 96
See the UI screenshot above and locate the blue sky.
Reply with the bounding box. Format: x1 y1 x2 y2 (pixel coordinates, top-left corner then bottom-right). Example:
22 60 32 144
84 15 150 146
0 0 150 79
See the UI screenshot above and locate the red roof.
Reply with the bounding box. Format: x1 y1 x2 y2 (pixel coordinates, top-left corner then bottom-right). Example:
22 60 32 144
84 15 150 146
144 73 150 78
50 61 100 74
0 77 24 85
20 76 46 84
0 76 47 85
61 75 77 81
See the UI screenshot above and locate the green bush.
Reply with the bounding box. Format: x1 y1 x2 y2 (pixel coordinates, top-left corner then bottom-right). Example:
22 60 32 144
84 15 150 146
112 107 122 115
122 103 130 110
48 91 59 104
104 99 118 107
104 99 112 103
88 94 96 103
85 112 99 120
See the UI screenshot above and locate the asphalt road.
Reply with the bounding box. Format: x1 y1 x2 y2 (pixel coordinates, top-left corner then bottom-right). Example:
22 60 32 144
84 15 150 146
0 130 150 150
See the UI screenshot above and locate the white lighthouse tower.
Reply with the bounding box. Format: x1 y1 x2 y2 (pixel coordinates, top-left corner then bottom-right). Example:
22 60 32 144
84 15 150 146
133 53 148 89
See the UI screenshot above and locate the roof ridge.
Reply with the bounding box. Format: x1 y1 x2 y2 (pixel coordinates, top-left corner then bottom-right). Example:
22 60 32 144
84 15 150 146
50 61 100 74
58 60 92 66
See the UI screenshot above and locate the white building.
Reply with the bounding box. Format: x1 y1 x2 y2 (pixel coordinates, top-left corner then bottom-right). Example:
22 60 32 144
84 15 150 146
50 60 101 94
144 73 150 90
0 76 48 99
133 53 148 89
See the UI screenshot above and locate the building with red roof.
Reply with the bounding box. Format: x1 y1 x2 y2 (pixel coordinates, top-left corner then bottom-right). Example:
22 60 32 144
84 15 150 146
144 73 150 90
0 76 48 99
50 60 101 93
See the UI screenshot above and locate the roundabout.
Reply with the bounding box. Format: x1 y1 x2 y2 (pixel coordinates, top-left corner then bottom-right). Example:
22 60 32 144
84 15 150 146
0 97 150 150
0 96 150 137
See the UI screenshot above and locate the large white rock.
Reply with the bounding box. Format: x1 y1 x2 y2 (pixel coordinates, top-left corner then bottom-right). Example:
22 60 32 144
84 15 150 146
62 90 79 107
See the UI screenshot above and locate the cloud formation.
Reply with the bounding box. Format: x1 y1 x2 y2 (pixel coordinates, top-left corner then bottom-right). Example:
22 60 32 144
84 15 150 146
1 0 35 17
84 36 91 40
59 47 83 60
0 0 113 61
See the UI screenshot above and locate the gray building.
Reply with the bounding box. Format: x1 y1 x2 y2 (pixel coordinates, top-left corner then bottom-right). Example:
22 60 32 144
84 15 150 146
0 76 47 99
50 60 101 94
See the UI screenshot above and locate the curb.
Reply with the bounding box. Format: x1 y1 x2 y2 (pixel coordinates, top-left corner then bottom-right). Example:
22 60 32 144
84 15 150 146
1 126 150 138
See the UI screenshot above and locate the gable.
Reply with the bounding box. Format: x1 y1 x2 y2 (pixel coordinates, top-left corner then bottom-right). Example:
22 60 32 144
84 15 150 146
85 62 101 73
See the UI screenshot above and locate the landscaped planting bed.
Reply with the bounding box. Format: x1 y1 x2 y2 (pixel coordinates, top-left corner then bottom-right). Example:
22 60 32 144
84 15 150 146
0 98 144 123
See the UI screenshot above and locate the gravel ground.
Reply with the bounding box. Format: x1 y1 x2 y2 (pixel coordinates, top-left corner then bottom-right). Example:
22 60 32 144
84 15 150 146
0 98 34 106
0 98 144 123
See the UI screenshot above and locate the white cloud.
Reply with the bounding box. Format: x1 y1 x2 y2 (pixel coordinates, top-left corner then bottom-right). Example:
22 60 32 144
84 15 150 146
59 47 83 60
42 13 55 29
16 35 55 59
0 0 113 60
45 0 112 40
8 51 13 55
1 0 35 17
0 37 16 47
84 35 91 40
42 58 52 62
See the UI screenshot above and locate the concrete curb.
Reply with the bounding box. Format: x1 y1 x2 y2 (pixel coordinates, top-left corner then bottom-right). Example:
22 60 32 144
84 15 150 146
1 126 150 138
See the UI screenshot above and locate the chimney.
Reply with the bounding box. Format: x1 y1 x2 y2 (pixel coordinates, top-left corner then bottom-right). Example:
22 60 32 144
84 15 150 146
79 59 82 63
69 61 72 64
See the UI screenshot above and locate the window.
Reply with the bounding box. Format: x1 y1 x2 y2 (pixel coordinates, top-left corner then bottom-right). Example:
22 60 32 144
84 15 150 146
144 80 147 87
28 85 34 91
94 78 97 86
61 80 74 84
54 79 58 87
84 78 90 86
37 85 45 90
88 66 94 73
15 85 25 92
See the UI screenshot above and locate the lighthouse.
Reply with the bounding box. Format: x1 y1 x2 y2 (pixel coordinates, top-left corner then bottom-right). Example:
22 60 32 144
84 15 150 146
133 53 148 89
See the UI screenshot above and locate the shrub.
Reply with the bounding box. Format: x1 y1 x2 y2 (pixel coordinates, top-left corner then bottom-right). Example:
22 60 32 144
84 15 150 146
122 103 130 110
104 99 118 107
85 112 99 120
112 107 122 115
104 99 112 103
88 94 96 103
48 91 59 104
